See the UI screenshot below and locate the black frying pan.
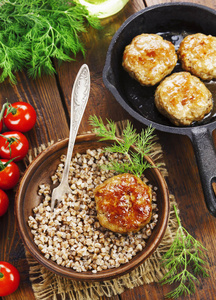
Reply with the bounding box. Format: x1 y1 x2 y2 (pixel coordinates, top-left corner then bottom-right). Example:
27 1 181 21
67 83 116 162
103 2 216 216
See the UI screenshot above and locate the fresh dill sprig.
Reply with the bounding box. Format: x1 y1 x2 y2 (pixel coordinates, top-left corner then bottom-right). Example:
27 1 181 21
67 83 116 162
0 0 101 84
89 115 156 177
160 205 209 298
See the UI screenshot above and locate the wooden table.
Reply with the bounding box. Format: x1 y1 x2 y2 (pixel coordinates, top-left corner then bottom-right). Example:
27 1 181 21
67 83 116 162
1 0 216 299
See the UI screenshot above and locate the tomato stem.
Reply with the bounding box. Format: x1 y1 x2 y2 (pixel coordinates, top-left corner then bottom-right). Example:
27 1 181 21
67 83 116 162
0 157 17 171
0 135 19 156
0 102 8 121
0 267 3 279
0 101 17 122
5 104 17 116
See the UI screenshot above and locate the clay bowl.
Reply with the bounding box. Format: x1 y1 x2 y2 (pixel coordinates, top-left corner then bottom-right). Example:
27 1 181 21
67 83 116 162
15 133 169 281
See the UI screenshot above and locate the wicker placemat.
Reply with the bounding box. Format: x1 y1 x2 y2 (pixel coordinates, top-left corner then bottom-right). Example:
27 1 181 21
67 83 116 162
24 123 179 300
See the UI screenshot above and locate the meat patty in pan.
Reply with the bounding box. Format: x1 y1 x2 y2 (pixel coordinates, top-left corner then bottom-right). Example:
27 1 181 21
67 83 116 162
154 72 213 126
122 34 177 86
178 33 216 81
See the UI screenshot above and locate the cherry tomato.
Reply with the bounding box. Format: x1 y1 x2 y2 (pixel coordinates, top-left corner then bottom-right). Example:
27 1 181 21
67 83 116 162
0 261 20 296
0 120 3 133
0 131 29 161
0 189 9 216
4 102 37 132
0 159 20 190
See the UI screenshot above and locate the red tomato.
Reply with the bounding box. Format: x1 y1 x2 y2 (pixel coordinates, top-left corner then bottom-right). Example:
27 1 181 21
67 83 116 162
0 261 20 296
0 131 29 161
0 189 9 216
0 159 20 190
0 120 3 133
4 102 36 132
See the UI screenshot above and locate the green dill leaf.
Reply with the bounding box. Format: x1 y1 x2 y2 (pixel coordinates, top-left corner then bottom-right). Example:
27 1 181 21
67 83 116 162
160 205 209 298
89 115 156 177
89 115 117 141
129 151 153 177
135 125 156 155
121 122 137 152
0 0 101 83
101 160 132 174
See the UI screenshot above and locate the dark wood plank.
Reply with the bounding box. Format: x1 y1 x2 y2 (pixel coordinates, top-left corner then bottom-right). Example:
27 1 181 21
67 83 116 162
121 282 165 300
101 296 120 300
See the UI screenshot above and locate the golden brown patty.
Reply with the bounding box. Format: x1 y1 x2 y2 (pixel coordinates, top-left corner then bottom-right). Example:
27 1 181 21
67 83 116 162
155 72 213 126
94 173 152 234
122 33 177 86
178 33 216 80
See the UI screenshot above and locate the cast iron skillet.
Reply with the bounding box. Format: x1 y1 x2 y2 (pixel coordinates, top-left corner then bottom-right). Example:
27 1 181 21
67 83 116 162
103 2 216 216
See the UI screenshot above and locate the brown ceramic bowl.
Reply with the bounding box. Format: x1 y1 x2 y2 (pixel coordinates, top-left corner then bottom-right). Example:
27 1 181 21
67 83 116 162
15 133 169 281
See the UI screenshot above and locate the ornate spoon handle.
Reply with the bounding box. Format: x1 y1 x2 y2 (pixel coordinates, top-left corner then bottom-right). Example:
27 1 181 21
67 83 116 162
62 64 91 183
51 64 90 210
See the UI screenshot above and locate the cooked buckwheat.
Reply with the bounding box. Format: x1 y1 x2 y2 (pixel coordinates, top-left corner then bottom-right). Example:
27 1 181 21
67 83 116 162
28 148 158 273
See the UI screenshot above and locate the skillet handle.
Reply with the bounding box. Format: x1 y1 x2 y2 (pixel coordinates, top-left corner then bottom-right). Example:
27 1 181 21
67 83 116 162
191 127 216 216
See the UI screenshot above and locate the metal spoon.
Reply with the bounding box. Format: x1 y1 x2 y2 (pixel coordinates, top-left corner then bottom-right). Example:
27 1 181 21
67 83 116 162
51 64 90 210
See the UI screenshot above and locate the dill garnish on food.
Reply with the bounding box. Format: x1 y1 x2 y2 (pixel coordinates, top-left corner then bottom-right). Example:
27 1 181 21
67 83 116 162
89 115 156 177
160 205 209 298
0 0 101 84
